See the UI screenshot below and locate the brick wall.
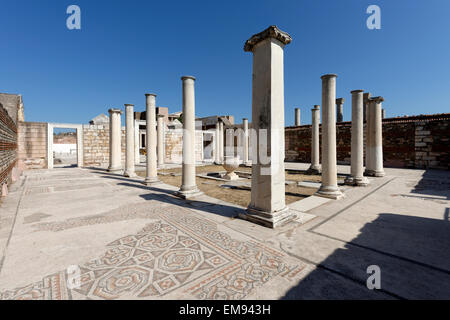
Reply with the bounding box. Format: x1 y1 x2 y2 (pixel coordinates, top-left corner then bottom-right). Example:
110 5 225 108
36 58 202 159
82 124 125 167
285 114 449 170
0 103 18 186
165 129 203 164
17 122 47 170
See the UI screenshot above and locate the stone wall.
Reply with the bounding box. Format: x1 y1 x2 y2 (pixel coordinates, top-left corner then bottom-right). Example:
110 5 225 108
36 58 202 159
0 103 18 186
17 122 47 170
82 124 125 167
165 129 203 164
285 114 449 170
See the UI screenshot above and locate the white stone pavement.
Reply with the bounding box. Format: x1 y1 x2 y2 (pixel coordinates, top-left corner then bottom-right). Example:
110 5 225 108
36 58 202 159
0 163 449 299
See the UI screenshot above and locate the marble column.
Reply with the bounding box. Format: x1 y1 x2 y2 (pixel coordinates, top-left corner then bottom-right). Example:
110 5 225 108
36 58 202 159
363 93 371 123
214 122 220 164
134 119 140 165
143 94 159 185
363 92 371 168
365 97 385 177
382 108 386 119
177 76 202 199
306 105 321 174
240 25 296 228
315 74 344 199
218 120 224 164
243 118 249 165
336 98 344 123
295 108 301 126
157 114 165 167
345 90 369 186
124 104 136 177
108 108 123 173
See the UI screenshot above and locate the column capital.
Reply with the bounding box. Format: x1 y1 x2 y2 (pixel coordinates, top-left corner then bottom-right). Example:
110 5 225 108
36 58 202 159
351 90 364 94
244 25 292 52
145 93 157 97
363 92 371 101
312 105 320 111
369 96 384 103
124 104 134 107
157 114 165 119
108 108 122 114
181 75 196 81
321 74 338 80
336 98 345 104
242 118 248 121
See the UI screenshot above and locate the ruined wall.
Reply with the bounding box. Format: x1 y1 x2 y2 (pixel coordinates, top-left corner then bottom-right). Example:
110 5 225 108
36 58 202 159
82 124 125 167
165 129 203 164
17 122 47 170
0 104 18 186
285 114 449 170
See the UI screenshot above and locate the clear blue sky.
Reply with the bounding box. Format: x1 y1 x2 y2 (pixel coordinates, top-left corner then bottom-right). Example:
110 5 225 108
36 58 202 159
1 0 449 126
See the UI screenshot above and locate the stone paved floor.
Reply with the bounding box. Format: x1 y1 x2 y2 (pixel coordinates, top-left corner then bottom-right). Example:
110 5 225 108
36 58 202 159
0 164 449 299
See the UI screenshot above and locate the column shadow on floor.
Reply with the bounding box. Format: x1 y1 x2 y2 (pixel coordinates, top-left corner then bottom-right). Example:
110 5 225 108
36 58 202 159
281 212 450 300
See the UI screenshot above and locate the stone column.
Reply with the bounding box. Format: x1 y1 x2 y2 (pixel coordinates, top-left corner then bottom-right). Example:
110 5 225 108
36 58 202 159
240 25 296 228
345 90 369 186
336 98 344 123
177 76 202 198
214 122 220 164
363 93 371 123
316 74 344 199
157 114 165 167
108 108 123 173
306 105 321 174
143 94 159 185
365 97 385 177
124 104 136 177
243 118 249 165
295 108 301 126
134 119 140 165
363 92 371 168
218 120 224 164
382 108 386 119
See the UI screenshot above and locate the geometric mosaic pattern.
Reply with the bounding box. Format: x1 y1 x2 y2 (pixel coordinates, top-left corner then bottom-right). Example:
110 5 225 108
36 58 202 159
0 204 305 300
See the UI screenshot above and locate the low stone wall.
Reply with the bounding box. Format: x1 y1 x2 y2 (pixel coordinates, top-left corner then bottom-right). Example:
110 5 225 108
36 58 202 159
285 114 449 170
82 124 125 167
17 122 47 170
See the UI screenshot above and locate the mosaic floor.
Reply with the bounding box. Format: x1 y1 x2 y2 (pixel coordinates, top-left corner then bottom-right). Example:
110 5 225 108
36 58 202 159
0 203 305 300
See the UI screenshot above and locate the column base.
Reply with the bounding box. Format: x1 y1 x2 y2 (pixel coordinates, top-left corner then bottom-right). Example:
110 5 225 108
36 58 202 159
143 177 161 186
108 167 122 173
223 172 239 180
364 169 385 177
123 170 136 178
176 186 203 199
305 165 321 175
239 206 297 229
344 176 370 187
315 185 345 200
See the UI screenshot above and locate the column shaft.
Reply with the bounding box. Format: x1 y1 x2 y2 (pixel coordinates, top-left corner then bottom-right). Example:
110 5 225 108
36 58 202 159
144 94 159 185
366 97 385 177
295 108 301 126
108 109 122 172
336 98 344 123
124 104 136 177
243 118 249 165
345 91 369 186
157 114 165 167
316 74 344 199
307 105 321 174
177 76 202 198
